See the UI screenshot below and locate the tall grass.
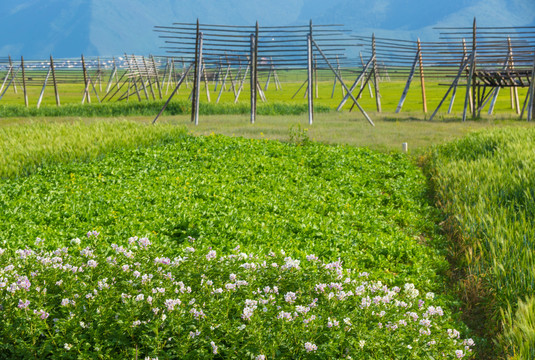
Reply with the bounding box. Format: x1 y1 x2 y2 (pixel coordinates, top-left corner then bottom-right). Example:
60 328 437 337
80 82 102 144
0 120 188 178
425 127 535 358
0 101 330 118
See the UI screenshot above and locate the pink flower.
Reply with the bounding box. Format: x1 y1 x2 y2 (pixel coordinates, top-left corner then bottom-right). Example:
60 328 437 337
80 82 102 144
18 299 30 309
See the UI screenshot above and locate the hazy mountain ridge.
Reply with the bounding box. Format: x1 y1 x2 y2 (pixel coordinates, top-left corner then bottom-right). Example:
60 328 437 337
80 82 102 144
0 0 533 58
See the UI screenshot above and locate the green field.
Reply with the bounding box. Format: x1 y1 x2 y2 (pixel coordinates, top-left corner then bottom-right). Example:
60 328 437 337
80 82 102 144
0 68 530 119
0 101 534 358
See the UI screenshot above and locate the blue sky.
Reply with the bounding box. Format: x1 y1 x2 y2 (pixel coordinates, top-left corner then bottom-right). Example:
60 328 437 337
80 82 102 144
1 0 534 57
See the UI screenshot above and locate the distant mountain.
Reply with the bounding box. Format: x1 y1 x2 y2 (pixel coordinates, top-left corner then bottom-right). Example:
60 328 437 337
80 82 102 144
0 0 534 58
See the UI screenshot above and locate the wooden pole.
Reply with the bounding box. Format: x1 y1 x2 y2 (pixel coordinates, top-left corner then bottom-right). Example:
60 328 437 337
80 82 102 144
151 55 163 100
430 55 472 121
360 52 373 99
396 49 419 113
264 58 273 91
226 54 237 96
201 58 211 102
21 56 28 107
192 28 203 125
192 20 200 123
250 22 259 124
50 55 60 106
216 64 230 103
449 39 467 113
125 54 141 101
37 67 51 109
153 63 193 124
508 38 521 114
97 56 102 92
234 62 249 103
8 55 17 94
488 51 512 114
142 56 156 100
133 55 149 100
314 55 318 99
250 34 255 123
417 39 427 113
0 66 21 101
312 39 374 126
471 18 477 119
372 34 381 112
0 65 12 94
307 20 314 125
337 56 374 111
336 56 345 97
105 63 118 94
81 54 91 104
255 22 259 120
527 51 535 121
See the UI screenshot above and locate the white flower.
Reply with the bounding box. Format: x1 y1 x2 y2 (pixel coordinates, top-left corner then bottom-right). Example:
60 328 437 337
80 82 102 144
304 342 317 352
64 343 72 350
206 250 216 260
359 340 366 349
210 341 218 354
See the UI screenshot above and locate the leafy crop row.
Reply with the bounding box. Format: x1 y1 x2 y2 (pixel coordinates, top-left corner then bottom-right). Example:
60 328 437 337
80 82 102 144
0 132 472 357
425 127 535 358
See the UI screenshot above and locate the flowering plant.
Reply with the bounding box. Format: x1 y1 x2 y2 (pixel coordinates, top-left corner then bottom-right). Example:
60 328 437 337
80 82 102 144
0 233 474 359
